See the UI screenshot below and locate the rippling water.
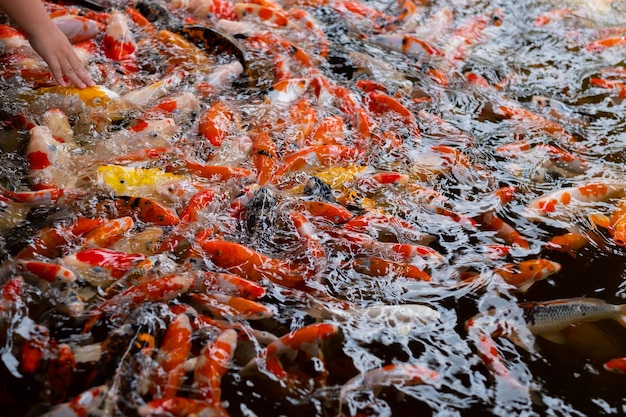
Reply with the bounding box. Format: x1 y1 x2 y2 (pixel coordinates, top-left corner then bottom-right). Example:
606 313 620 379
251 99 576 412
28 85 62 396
2 0 626 416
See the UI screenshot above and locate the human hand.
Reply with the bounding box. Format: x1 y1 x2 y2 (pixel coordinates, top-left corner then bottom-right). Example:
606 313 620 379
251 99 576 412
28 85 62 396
27 26 95 89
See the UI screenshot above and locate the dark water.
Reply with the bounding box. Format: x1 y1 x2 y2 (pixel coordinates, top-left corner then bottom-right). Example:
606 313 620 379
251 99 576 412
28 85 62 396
1 0 626 416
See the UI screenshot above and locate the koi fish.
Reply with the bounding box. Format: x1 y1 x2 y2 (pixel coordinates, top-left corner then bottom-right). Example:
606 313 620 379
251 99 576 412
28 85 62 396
603 357 626 374
52 14 102 44
153 313 193 398
253 322 338 381
306 296 440 336
193 328 237 410
62 247 148 287
339 363 438 409
525 182 625 220
102 10 138 73
26 125 74 189
39 385 109 417
96 165 185 196
521 297 626 343
94 196 180 226
494 258 561 293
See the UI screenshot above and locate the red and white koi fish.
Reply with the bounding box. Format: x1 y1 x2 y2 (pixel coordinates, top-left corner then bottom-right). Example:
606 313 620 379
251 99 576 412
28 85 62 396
233 3 290 27
83 274 194 332
193 328 237 410
196 61 244 96
153 313 193 398
339 363 438 408
138 397 223 417
141 92 200 122
39 385 108 417
52 14 102 44
120 71 185 108
26 125 74 189
367 33 444 57
62 247 147 287
0 24 29 51
102 10 138 74
494 258 561 293
42 108 75 146
17 259 77 283
521 297 626 343
526 182 625 219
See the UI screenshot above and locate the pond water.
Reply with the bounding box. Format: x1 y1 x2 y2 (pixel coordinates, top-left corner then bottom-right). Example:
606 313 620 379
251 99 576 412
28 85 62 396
1 0 626 416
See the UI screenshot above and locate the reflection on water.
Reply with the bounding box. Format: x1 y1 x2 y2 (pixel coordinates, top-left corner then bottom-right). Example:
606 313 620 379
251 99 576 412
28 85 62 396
1 0 626 415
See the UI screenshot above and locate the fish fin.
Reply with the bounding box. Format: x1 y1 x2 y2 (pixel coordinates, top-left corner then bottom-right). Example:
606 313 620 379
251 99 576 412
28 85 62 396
539 331 566 344
616 305 626 328
514 281 535 294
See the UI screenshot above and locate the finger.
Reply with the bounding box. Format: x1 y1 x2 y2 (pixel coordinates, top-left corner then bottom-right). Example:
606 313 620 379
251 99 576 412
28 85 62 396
67 55 94 88
63 66 86 89
47 59 67 87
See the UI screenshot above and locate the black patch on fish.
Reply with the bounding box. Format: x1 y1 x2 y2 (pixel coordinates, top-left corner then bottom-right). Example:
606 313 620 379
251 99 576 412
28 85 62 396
303 176 336 203
245 186 277 241
135 1 182 30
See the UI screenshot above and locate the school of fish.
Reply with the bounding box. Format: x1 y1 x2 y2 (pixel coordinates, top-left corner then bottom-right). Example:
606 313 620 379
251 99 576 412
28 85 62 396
1 0 626 415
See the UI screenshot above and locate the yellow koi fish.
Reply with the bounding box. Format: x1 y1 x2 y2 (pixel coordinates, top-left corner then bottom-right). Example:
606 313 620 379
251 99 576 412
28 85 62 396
97 165 185 196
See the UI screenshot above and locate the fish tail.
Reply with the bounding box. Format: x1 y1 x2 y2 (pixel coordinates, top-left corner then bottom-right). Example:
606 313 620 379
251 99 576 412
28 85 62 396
617 305 626 328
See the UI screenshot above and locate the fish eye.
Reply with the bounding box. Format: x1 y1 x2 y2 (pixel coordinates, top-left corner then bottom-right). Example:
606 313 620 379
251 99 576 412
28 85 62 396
92 97 102 105
120 179 125 184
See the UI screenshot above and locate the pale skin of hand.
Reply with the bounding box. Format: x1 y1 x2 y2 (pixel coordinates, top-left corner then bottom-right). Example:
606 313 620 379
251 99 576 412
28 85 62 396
0 0 95 88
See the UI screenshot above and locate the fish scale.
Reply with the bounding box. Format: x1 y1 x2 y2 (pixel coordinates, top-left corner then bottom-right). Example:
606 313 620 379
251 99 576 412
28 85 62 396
521 298 626 336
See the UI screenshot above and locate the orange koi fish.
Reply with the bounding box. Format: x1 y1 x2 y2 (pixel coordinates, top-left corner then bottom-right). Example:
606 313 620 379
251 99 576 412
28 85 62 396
189 293 273 320
95 196 180 226
251 131 278 185
82 216 134 248
259 322 338 380
197 239 312 290
603 357 626 374
494 258 561 292
15 217 107 260
198 101 238 147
